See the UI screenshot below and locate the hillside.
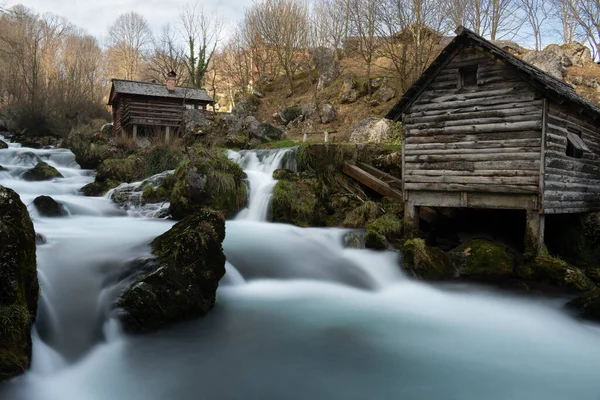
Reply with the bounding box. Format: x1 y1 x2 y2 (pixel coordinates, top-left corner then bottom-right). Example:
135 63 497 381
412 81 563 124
243 41 600 145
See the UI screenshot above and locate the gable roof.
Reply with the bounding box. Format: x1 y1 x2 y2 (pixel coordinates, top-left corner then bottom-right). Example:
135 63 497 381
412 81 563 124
385 26 600 121
108 79 213 105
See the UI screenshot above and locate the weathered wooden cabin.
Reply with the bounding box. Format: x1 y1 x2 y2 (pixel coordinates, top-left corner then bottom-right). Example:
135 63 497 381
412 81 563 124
385 26 600 249
108 72 213 140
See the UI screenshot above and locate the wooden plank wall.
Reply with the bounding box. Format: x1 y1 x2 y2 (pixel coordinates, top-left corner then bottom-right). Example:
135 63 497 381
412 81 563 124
402 45 544 195
544 102 600 213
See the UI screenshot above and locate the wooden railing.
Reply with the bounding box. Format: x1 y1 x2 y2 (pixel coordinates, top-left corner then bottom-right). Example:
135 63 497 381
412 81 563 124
121 101 185 127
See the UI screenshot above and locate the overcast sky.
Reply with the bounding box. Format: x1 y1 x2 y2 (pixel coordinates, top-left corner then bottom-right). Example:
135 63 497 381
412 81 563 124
6 0 248 42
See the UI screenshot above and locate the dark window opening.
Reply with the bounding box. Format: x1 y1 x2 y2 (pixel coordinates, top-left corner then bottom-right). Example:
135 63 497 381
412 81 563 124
566 128 588 159
459 66 478 88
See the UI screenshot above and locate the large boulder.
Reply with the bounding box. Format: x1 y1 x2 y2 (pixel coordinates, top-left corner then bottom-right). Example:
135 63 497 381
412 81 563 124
0 186 38 381
169 148 247 220
184 109 211 133
365 213 403 250
349 118 391 143
95 157 138 184
80 180 121 197
232 94 260 118
33 195 67 217
312 46 340 90
118 210 226 333
450 239 516 280
21 162 63 181
560 42 592 67
319 103 336 124
64 126 119 170
271 178 318 227
0 140 8 150
519 250 595 292
522 47 564 80
245 116 283 141
339 75 362 104
370 85 396 106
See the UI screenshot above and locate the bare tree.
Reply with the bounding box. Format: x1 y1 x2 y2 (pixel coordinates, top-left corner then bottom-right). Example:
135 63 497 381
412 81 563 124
348 0 380 95
519 0 550 50
312 0 348 57
145 25 187 85
107 11 152 80
553 0 578 43
179 4 225 88
445 0 520 39
565 0 600 58
247 0 310 94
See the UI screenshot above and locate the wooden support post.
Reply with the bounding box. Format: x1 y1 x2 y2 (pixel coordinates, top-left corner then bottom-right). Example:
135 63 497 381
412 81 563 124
132 125 137 141
404 201 420 237
324 131 329 143
165 126 170 142
525 209 545 253
303 132 308 142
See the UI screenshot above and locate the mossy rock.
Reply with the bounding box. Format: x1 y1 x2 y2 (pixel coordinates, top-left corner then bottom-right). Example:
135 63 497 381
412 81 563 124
271 179 318 227
95 157 138 183
80 180 120 197
280 107 303 124
33 195 67 217
402 238 456 280
169 148 247 220
365 213 403 250
0 186 38 381
0 140 7 150
527 249 595 292
118 210 226 333
585 268 600 285
343 201 381 227
450 239 516 280
567 287 600 321
21 162 63 181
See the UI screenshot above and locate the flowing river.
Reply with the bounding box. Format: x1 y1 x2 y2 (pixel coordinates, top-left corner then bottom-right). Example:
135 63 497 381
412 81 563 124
1 137 600 400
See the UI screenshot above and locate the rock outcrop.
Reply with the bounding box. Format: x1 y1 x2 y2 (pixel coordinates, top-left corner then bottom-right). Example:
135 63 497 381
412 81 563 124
169 148 247 220
118 210 226 333
522 49 564 80
33 195 67 217
319 103 336 124
567 287 600 321
349 118 391 143
312 47 340 90
0 186 38 381
339 75 363 104
21 162 63 181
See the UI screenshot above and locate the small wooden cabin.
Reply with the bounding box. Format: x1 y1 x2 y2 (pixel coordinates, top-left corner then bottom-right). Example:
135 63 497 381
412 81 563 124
385 26 600 249
108 72 213 140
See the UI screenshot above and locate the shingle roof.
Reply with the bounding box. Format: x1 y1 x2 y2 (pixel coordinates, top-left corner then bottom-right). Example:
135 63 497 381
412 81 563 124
108 79 213 105
385 26 600 121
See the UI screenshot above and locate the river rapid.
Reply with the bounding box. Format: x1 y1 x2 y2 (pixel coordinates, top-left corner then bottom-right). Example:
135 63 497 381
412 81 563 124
0 137 600 400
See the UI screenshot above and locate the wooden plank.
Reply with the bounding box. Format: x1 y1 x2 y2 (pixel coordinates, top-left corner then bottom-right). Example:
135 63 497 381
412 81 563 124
343 162 403 201
404 182 539 194
405 160 540 171
407 146 540 156
403 106 541 124
404 175 539 185
405 114 539 130
408 93 537 113
406 120 541 136
404 138 541 151
405 153 541 163
539 98 547 213
404 131 542 145
406 99 543 117
405 169 538 177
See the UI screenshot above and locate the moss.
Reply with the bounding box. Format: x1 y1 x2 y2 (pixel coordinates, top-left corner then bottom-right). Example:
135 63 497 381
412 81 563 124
586 268 600 285
256 139 298 149
142 173 177 204
403 238 455 280
21 162 63 181
343 201 381 227
80 179 120 197
567 287 600 321
96 157 138 183
169 148 247 220
529 248 595 292
272 169 296 180
365 213 403 250
450 239 516 279
271 179 318 227
0 186 38 381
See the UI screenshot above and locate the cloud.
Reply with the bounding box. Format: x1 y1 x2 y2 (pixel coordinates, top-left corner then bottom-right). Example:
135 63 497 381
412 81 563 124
6 0 247 41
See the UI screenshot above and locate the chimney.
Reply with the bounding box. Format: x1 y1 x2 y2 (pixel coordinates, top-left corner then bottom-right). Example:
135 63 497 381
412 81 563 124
166 71 176 91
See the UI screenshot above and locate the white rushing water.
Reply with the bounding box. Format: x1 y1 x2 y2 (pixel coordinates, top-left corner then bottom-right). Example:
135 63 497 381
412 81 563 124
1 138 600 400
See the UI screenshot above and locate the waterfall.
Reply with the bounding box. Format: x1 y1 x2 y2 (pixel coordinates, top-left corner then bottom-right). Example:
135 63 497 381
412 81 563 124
2 134 600 400
228 147 296 221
